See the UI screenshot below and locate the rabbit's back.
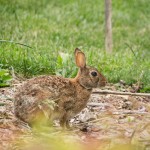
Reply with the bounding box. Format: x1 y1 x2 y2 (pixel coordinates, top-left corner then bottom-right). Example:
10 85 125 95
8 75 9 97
14 75 76 124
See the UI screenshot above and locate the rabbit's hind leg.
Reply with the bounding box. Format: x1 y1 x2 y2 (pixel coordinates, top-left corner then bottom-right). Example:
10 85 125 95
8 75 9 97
60 114 70 129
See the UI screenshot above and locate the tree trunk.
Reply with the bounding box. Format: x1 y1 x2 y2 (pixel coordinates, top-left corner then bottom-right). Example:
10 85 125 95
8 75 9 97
105 0 113 53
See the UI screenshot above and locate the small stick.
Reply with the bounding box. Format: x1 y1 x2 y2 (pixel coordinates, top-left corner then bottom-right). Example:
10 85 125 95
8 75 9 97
86 106 150 115
87 102 109 107
92 90 150 97
0 40 33 49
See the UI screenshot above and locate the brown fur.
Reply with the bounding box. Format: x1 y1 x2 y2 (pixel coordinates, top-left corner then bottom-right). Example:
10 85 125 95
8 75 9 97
14 48 107 128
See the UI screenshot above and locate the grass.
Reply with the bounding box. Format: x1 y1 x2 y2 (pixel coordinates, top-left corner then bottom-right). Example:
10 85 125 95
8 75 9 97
0 67 12 87
0 0 150 92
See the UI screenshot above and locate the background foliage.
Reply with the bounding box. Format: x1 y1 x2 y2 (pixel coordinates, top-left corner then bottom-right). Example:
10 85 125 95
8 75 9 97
0 0 150 92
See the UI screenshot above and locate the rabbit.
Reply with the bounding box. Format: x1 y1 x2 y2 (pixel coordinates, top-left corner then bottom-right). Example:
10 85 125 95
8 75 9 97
14 48 107 128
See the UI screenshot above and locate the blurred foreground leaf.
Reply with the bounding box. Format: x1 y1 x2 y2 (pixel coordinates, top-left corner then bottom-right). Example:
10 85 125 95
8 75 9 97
0 68 12 87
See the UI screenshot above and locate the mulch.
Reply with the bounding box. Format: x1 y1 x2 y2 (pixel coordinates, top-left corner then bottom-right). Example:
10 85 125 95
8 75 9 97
0 79 150 150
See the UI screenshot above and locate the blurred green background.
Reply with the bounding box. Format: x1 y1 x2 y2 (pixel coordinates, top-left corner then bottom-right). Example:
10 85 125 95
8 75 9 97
0 0 150 92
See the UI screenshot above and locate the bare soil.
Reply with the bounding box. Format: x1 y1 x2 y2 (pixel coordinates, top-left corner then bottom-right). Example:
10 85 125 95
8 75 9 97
0 79 150 150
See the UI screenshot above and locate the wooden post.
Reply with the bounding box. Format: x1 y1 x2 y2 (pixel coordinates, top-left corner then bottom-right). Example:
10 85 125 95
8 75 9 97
105 0 113 53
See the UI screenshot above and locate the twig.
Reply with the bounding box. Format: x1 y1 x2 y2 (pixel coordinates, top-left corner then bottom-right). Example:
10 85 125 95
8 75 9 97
87 102 109 107
109 110 150 115
74 117 110 127
86 106 150 115
125 43 137 59
92 90 150 97
0 40 33 49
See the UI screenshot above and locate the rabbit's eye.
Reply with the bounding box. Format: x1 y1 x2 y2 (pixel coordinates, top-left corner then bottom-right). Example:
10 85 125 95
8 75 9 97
91 71 97 77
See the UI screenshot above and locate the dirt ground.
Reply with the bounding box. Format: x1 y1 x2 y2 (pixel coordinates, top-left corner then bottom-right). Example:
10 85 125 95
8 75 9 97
0 79 150 150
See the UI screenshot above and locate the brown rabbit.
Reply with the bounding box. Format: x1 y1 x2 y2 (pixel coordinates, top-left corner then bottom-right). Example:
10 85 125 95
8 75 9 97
14 48 107 128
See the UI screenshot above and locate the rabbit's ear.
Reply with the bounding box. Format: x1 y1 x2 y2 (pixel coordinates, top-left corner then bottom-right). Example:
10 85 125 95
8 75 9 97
75 48 86 68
